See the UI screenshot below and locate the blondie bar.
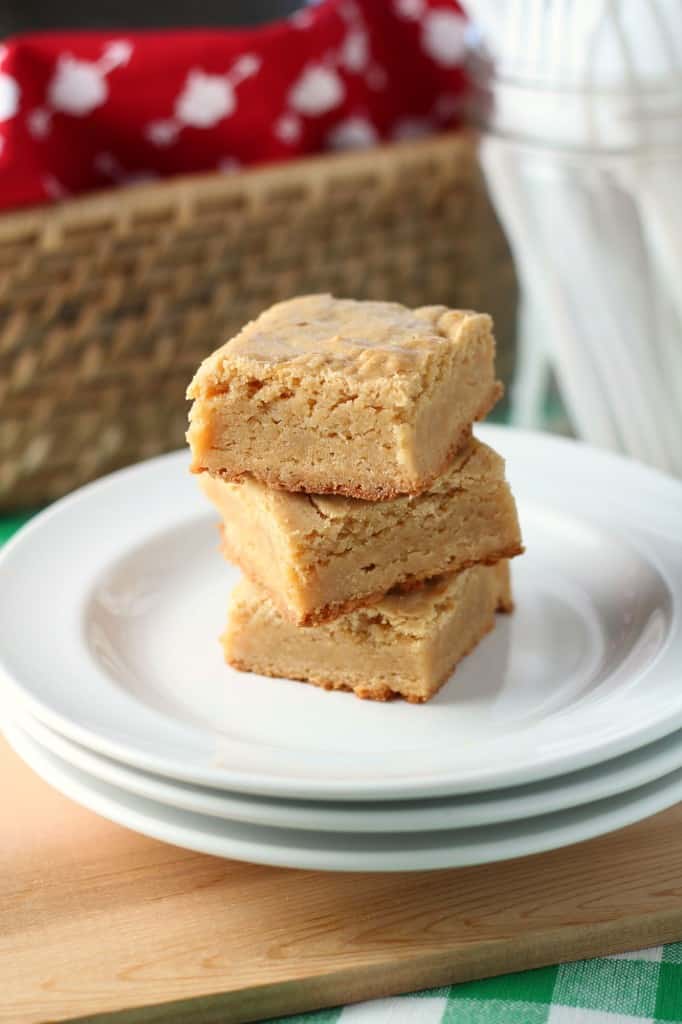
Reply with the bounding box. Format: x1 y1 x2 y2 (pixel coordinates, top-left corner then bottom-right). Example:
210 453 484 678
187 294 501 499
223 561 512 703
200 437 522 625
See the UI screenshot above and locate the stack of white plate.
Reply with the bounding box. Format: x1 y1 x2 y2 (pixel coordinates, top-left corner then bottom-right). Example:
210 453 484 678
2 425 682 872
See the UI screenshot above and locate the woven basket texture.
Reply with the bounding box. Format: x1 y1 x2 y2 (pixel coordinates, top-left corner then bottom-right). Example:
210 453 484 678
0 132 516 509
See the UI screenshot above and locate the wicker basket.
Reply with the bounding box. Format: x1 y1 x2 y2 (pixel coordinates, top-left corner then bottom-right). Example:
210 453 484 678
0 132 516 510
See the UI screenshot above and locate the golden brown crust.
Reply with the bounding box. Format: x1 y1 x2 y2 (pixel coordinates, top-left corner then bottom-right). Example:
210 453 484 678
193 382 502 500
188 295 492 389
226 658 400 702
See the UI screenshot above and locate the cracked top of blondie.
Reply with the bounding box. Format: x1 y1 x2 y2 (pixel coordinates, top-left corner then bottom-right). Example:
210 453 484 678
188 293 489 389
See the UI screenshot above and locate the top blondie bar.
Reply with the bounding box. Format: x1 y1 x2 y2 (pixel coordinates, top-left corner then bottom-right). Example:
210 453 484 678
187 294 501 499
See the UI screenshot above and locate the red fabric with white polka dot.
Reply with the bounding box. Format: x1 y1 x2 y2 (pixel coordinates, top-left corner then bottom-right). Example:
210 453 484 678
0 0 469 211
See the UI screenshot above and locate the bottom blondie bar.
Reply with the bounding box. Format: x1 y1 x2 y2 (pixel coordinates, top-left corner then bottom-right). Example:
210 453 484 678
222 561 512 703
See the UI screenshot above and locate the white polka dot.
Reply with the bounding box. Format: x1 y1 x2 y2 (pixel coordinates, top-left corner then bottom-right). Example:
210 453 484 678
289 64 345 116
421 10 468 67
328 116 377 150
274 113 302 143
0 72 20 121
340 30 369 73
145 119 180 146
394 0 424 19
230 54 261 83
100 40 133 71
27 108 51 138
48 56 108 116
175 71 235 127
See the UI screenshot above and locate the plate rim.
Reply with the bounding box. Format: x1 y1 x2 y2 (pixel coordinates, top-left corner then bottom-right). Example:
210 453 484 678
11 701 682 833
2 424 682 801
6 718 682 872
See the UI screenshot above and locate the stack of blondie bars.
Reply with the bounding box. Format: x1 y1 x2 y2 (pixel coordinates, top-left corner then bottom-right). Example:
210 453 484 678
187 294 523 703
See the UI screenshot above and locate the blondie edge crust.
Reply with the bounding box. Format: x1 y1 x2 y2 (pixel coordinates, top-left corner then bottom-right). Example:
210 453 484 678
187 294 501 500
201 437 522 625
223 561 513 704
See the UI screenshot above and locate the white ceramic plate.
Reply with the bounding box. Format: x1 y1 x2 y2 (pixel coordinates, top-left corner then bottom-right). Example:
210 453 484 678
6 720 682 872
1 426 681 801
13 705 682 833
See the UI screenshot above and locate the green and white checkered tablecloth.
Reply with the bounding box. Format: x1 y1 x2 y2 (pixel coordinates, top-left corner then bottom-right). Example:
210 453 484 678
3 510 682 1024
270 946 682 1024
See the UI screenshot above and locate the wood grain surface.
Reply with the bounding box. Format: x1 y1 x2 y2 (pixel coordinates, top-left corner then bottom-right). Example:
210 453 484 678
2 735 682 1024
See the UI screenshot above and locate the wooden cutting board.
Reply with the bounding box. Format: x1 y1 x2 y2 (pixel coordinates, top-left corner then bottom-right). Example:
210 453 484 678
3 735 682 1024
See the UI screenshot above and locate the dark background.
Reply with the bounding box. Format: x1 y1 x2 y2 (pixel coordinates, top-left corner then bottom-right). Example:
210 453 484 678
0 1 301 35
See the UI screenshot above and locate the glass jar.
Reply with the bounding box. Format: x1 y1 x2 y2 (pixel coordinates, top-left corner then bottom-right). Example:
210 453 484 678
467 1 682 475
